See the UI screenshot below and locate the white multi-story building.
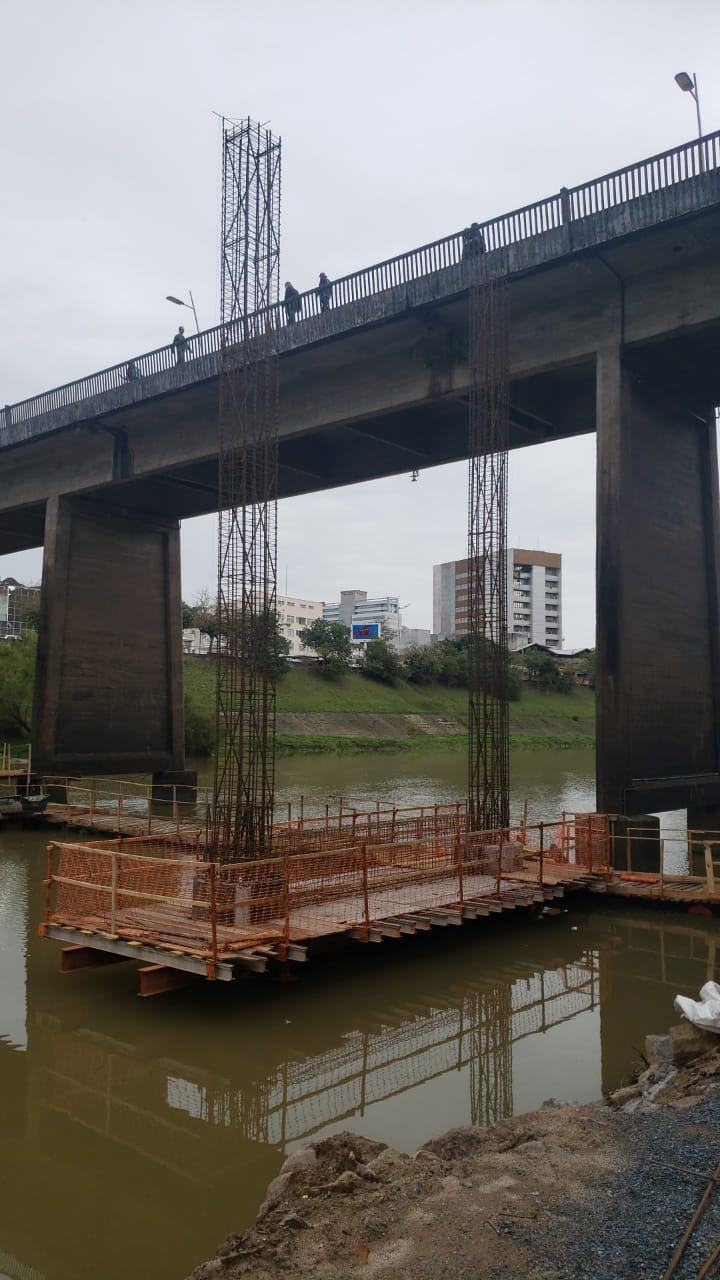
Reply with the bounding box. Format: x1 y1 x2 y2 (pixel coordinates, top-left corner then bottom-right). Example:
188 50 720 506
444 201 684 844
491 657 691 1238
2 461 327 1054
276 594 325 657
508 550 562 649
182 627 212 656
323 590 402 652
433 549 562 649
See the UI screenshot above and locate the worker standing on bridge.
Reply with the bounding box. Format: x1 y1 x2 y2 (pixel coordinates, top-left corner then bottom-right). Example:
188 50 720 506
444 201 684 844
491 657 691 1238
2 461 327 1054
284 281 302 324
462 222 486 259
318 272 333 312
172 325 190 366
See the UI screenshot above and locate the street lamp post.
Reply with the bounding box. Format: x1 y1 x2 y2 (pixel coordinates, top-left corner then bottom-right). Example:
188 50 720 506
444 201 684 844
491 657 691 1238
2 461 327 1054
398 601 412 654
166 291 200 333
674 71 703 140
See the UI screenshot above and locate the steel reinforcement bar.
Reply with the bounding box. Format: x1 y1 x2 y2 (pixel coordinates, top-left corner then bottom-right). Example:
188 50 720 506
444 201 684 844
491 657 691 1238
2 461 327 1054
5 130 720 436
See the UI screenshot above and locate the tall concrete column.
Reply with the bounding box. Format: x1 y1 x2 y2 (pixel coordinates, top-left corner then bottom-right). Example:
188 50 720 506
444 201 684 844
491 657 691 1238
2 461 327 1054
33 496 185 775
595 347 720 817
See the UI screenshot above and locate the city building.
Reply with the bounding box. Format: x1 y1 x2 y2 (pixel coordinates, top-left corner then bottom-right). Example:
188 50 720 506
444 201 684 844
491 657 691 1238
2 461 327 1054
508 549 562 648
323 590 402 653
432 549 562 648
396 625 432 653
0 578 41 638
276 594 325 657
182 627 212 657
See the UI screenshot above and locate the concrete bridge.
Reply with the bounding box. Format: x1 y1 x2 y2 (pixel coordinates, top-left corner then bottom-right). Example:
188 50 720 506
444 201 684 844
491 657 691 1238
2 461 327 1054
4 131 720 819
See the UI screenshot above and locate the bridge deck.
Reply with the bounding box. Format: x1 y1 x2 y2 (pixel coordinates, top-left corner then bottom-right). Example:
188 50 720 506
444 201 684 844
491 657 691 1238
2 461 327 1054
4 128 720 454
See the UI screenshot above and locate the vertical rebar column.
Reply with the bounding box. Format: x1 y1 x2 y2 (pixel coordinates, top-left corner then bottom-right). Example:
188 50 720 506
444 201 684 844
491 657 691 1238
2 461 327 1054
212 119 281 860
467 278 510 831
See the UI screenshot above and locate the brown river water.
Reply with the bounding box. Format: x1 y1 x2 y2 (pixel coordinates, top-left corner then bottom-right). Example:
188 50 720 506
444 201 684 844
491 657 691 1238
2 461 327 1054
0 747 718 1280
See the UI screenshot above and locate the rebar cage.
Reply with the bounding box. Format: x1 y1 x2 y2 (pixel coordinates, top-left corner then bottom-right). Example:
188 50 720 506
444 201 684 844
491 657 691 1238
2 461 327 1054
212 119 282 860
467 277 510 830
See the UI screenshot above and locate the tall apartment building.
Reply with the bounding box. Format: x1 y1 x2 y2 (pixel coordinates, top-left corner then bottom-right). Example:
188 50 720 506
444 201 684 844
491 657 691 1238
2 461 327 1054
433 550 562 648
508 549 562 648
276 594 325 657
323 590 401 650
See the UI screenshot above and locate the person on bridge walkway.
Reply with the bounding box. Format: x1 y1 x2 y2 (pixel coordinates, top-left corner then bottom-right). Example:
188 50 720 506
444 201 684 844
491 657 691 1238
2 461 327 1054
462 222 486 259
172 326 190 365
284 281 302 323
318 272 333 312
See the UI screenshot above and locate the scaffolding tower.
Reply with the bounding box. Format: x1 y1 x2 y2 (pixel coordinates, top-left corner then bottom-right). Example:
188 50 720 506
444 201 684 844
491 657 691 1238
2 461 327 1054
467 278 510 831
211 118 282 860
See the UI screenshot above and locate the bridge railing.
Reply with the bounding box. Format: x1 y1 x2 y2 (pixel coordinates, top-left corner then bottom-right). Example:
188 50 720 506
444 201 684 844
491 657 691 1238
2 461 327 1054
5 129 720 436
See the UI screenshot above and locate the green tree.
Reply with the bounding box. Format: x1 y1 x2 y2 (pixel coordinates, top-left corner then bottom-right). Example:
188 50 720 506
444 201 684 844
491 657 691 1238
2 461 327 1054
224 610 290 681
436 639 468 687
265 612 291 680
0 635 36 736
182 601 196 627
192 587 219 655
184 698 214 756
580 648 596 687
404 643 443 684
506 665 523 701
525 650 573 693
298 619 351 677
362 637 400 684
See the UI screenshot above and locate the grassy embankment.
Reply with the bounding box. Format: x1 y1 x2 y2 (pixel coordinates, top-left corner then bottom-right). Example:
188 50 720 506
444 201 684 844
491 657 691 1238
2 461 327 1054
185 659 595 756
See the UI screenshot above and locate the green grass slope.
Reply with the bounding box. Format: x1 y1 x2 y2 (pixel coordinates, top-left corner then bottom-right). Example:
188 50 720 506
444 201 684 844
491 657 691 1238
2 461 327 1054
185 659 595 738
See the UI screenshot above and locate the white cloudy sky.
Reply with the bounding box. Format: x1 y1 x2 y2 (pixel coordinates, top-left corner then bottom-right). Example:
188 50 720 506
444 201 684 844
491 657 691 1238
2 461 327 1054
2 0 718 646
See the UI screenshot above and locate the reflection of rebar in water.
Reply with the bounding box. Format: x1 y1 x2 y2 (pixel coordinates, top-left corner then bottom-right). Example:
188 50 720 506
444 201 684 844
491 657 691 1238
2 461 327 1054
470 984 513 1127
34 954 599 1178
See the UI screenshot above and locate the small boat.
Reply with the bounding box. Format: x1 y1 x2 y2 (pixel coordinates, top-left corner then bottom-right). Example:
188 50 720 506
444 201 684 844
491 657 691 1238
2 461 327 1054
0 792 50 819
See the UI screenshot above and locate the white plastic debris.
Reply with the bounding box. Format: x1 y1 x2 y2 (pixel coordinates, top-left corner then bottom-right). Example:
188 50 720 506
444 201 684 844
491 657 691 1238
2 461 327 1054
674 980 720 1033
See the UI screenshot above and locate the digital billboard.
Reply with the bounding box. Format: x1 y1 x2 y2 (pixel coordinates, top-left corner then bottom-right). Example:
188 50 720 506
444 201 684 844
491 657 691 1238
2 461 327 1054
352 622 380 641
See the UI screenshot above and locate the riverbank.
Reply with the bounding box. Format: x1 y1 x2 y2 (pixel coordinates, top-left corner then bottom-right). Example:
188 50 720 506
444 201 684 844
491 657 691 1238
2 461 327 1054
188 1027 720 1280
275 730 594 755
186 660 596 755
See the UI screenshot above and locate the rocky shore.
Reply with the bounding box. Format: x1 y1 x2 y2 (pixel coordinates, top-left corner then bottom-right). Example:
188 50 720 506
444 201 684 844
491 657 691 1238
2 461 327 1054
187 1025 720 1280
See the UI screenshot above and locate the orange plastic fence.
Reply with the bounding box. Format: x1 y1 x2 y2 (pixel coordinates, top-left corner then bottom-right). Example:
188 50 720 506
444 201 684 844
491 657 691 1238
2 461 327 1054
42 808 612 973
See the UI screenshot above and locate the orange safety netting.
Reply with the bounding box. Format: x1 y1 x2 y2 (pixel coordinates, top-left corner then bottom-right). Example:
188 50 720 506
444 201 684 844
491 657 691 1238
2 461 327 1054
42 807 612 973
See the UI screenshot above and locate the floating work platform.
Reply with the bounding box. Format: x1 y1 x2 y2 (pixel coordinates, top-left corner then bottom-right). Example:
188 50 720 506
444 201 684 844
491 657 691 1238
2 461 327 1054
39 805 720 995
39 806 612 993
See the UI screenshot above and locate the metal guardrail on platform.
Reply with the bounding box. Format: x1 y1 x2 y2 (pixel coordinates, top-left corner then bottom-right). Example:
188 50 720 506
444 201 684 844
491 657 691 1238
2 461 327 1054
4 130 720 437
41 812 607 977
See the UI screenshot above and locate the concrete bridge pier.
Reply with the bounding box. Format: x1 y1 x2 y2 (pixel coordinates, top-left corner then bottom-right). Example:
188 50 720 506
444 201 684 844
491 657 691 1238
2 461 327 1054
596 345 720 832
32 496 186 776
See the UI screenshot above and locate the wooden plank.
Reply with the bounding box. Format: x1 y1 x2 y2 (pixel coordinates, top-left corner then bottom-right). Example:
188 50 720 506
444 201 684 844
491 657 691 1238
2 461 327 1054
705 843 716 895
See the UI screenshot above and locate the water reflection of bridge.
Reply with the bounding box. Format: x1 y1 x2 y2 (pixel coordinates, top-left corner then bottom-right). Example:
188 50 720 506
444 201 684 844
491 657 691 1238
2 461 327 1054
34 954 598 1180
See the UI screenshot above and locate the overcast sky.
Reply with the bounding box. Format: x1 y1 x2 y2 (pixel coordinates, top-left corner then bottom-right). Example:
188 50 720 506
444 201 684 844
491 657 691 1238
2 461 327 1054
2 0 718 645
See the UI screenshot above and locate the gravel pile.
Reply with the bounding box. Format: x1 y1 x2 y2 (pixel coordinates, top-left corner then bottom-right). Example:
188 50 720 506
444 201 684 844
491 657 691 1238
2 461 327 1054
522 1088 720 1279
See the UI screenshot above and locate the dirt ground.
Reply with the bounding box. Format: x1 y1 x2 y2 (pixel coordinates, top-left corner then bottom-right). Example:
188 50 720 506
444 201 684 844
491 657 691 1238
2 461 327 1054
186 1040 720 1280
